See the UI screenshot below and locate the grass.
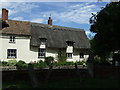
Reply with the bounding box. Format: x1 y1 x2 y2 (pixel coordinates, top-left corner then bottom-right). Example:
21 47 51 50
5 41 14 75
2 78 120 89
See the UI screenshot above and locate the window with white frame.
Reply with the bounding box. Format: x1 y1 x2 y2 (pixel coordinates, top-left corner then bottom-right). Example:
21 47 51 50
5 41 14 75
7 49 17 58
38 48 46 58
66 53 72 58
9 36 15 43
80 53 84 58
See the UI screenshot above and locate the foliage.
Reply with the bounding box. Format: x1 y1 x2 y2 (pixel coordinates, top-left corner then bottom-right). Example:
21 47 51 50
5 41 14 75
7 60 17 66
53 61 74 66
0 61 1 66
90 2 120 59
16 60 28 69
58 49 67 62
0 61 8 66
113 53 120 62
94 55 111 65
33 60 47 69
44 56 54 66
76 61 85 65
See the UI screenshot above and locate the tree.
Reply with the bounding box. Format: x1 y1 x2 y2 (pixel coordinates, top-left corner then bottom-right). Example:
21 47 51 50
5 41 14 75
90 2 120 59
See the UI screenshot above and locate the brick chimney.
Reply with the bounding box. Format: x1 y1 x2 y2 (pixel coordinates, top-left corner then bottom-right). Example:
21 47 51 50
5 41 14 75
48 16 52 25
2 8 9 21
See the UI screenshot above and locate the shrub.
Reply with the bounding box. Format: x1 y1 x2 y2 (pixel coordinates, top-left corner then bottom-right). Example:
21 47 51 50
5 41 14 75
1 61 8 66
16 60 28 69
76 61 84 65
7 60 17 66
53 61 74 66
33 60 47 69
44 56 54 66
0 61 1 66
58 49 67 62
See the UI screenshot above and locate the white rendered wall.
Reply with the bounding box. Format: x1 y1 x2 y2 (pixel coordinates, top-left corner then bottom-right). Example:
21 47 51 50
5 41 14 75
0 35 39 63
0 35 89 63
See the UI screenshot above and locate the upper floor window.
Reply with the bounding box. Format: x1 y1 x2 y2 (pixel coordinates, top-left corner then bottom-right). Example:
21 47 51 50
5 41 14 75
66 41 74 46
38 48 46 58
9 36 15 43
66 53 72 58
80 53 84 58
39 38 47 45
7 49 17 59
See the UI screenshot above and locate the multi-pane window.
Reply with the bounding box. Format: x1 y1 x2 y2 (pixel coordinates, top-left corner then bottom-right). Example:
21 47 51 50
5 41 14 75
9 36 15 43
80 53 84 58
7 49 17 58
38 48 46 58
66 53 72 58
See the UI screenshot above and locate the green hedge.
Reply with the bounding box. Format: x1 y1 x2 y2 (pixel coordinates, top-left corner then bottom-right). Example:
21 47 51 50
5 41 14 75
53 61 74 66
44 56 54 66
16 60 28 69
7 60 17 66
33 60 47 69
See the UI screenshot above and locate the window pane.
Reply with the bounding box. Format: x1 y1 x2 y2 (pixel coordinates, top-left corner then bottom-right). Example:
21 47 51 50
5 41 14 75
38 48 46 58
67 53 72 58
80 53 84 58
9 36 15 43
7 49 17 58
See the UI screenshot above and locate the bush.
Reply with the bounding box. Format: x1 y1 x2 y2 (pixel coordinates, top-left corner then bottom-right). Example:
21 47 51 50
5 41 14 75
94 55 111 65
44 56 54 66
58 49 67 62
1 61 8 66
16 60 28 69
76 61 85 65
53 61 74 66
7 60 17 66
33 60 47 69
0 61 2 66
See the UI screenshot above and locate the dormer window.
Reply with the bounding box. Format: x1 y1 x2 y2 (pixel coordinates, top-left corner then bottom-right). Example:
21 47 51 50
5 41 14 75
40 38 47 45
9 36 15 43
66 41 74 46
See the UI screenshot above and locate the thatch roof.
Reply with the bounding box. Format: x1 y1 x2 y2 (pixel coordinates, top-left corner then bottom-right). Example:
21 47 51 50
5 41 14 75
30 23 90 49
0 19 90 49
0 20 31 35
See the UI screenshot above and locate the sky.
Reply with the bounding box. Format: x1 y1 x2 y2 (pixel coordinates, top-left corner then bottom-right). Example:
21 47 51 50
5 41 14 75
0 1 110 38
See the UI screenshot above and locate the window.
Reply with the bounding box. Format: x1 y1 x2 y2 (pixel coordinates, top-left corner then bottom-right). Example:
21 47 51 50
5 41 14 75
9 36 15 43
38 48 46 58
7 49 17 58
66 53 72 58
80 53 84 58
40 38 47 45
66 41 74 46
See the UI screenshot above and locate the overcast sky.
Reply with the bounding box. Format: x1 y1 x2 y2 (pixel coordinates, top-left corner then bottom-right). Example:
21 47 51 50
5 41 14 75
0 1 110 37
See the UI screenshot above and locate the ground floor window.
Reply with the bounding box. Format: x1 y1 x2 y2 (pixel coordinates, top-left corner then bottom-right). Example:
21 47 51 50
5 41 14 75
38 48 46 58
7 49 17 58
80 53 84 58
66 53 72 58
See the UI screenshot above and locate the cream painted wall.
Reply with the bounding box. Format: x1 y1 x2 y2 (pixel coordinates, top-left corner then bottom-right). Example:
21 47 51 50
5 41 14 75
0 35 89 63
0 35 39 63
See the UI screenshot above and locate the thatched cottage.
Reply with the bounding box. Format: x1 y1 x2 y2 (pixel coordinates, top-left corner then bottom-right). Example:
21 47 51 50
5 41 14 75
0 8 90 63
